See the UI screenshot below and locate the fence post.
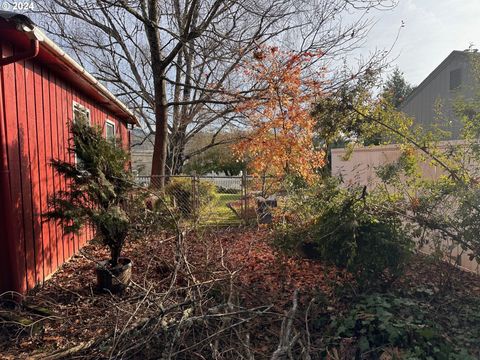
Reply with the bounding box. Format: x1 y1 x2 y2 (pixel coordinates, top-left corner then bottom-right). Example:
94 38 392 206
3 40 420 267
191 172 197 222
242 170 247 221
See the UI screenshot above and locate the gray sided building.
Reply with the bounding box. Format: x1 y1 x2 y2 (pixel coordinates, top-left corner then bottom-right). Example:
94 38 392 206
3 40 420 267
400 50 479 139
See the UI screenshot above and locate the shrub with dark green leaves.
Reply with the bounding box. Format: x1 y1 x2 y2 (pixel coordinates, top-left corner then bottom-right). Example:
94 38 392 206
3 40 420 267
313 190 412 287
275 181 412 288
126 191 176 239
165 177 217 217
327 293 473 359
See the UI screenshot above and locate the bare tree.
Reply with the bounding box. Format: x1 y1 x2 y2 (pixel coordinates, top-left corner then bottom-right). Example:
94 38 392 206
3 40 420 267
33 0 397 183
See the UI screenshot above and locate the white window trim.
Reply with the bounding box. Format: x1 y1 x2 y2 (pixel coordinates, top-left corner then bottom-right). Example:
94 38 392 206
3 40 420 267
72 101 91 165
105 119 116 141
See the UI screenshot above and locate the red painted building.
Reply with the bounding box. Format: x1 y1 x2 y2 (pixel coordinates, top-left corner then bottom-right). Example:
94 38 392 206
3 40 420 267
0 12 137 294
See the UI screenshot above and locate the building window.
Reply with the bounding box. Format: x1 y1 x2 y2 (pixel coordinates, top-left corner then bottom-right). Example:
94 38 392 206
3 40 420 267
449 68 462 90
72 102 91 167
73 102 91 125
105 120 116 143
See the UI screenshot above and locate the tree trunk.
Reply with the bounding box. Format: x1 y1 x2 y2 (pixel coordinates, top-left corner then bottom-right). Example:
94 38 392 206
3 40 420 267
145 0 169 189
150 73 168 188
110 245 121 267
166 144 185 175
168 126 188 175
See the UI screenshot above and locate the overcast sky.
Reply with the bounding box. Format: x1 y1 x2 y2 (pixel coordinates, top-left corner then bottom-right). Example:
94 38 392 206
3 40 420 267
363 0 480 86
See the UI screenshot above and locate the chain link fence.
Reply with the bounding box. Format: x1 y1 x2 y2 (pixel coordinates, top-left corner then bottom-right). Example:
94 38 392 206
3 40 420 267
134 174 281 226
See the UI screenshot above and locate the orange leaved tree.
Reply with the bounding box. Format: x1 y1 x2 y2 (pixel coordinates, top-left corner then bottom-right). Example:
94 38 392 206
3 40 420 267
233 47 326 181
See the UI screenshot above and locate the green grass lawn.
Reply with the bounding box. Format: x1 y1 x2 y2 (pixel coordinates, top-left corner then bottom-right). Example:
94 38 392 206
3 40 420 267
200 193 243 225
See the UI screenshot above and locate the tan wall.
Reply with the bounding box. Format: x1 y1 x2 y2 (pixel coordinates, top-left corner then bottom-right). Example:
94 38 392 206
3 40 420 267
330 143 458 187
331 142 479 274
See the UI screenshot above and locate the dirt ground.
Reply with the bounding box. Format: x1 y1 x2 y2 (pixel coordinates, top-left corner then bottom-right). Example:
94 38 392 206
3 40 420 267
1 228 479 359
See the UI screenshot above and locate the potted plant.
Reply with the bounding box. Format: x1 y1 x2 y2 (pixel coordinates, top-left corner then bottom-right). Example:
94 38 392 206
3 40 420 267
45 116 135 292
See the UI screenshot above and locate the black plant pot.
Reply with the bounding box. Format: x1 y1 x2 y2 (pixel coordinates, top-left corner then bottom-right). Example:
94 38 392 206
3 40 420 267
95 257 132 292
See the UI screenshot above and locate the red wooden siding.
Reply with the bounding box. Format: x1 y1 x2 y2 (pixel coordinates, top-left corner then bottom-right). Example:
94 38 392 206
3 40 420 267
0 40 130 294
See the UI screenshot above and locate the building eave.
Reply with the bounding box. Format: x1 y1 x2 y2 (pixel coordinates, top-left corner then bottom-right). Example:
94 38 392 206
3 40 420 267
0 11 138 125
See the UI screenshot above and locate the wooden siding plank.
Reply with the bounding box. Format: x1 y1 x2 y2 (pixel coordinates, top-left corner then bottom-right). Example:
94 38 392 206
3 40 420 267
0 43 7 289
56 78 71 260
44 69 58 271
3 44 27 293
33 61 51 280
51 74 65 264
24 59 43 286
117 114 128 150
0 43 20 292
15 59 36 290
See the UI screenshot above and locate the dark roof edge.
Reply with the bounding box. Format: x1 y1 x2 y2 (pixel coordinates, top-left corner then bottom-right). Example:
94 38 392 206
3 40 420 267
0 11 35 27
